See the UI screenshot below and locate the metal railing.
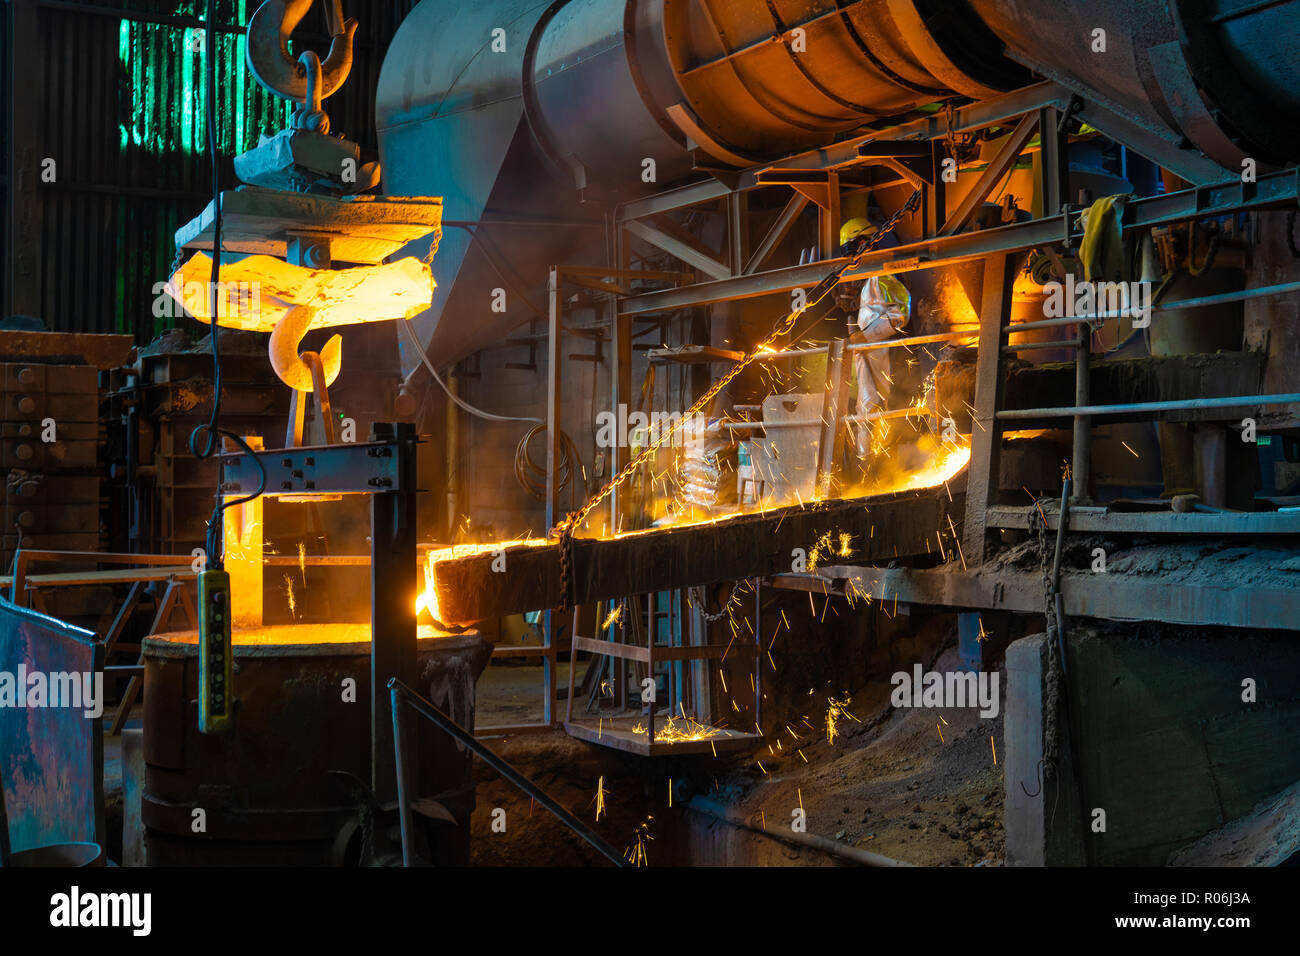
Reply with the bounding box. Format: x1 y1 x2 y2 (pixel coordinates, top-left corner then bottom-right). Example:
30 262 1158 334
387 678 628 867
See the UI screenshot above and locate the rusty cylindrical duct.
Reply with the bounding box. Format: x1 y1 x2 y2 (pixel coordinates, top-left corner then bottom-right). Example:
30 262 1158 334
968 0 1300 170
376 0 1300 367
525 0 1031 190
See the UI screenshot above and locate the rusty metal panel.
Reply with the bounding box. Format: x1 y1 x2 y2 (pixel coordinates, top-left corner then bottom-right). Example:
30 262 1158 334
433 484 960 624
0 594 104 854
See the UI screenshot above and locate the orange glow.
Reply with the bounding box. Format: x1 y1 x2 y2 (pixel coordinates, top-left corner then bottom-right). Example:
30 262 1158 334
866 441 971 495
416 550 441 623
154 623 448 646
630 715 724 744
166 252 434 331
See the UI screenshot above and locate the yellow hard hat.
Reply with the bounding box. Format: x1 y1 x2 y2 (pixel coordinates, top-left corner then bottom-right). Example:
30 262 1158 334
839 218 876 247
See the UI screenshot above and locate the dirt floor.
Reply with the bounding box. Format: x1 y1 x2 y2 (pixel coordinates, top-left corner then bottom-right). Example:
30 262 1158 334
468 636 1006 866
713 644 1004 866
475 658 589 729
468 731 655 867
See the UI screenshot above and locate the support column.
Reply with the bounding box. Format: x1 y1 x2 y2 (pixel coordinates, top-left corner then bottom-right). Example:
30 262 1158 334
546 267 563 530
1003 634 1087 866
371 422 418 803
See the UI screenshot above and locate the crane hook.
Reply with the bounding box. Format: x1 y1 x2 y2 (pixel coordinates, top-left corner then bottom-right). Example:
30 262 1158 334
246 0 357 105
269 305 343 392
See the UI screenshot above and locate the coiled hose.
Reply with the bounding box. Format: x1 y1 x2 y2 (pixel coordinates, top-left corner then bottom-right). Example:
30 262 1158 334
514 423 582 503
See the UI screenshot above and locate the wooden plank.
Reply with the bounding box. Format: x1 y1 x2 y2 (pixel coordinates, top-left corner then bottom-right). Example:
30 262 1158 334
433 483 959 624
110 579 183 736
2 566 199 590
101 582 144 660
490 645 549 658
648 344 745 364
962 254 1014 566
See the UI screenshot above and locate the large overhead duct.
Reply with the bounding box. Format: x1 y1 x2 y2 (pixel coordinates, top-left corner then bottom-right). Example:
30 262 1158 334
968 0 1300 172
377 0 1300 371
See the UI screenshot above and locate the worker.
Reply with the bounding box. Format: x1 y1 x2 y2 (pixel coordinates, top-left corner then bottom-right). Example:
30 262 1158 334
836 219 911 458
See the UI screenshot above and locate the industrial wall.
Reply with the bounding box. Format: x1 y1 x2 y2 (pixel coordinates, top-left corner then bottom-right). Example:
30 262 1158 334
1 0 419 340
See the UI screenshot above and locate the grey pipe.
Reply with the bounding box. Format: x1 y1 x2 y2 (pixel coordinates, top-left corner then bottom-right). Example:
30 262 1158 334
1005 280 1300 335
997 392 1300 420
686 795 913 867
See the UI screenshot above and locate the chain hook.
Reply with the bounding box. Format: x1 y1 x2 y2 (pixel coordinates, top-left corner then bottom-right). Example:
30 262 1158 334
246 0 356 106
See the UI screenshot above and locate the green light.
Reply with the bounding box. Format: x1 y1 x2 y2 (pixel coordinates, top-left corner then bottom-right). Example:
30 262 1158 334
115 7 289 157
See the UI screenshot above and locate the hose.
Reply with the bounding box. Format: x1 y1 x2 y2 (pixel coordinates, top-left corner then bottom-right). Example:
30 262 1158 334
514 423 581 502
398 317 541 424
189 0 265 569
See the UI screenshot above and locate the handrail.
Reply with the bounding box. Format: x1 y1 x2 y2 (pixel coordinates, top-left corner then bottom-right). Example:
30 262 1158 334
387 678 628 867
997 391 1300 420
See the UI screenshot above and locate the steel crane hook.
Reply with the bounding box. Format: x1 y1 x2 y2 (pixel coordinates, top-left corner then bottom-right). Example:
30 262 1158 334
246 0 357 105
268 305 343 392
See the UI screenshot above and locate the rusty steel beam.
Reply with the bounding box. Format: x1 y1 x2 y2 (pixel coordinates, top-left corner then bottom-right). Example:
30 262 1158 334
432 483 962 625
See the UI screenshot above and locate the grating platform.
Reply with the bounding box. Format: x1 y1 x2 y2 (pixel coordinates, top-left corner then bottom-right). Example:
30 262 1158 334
564 715 763 757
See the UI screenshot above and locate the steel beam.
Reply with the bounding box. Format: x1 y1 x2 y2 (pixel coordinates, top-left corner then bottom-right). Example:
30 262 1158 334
987 506 1300 535
370 423 419 804
613 84 1068 224
618 168 1299 316
1071 96 1228 186
1038 107 1068 218
769 560 1300 631
727 191 748 275
940 113 1039 236
625 219 732 280
744 193 810 274
617 179 731 223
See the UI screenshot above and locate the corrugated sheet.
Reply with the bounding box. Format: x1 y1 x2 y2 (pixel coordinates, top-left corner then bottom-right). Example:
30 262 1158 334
3 0 421 343
1 5 10 309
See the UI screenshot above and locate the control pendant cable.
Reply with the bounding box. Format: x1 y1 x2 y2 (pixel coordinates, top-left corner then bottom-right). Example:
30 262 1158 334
188 0 266 570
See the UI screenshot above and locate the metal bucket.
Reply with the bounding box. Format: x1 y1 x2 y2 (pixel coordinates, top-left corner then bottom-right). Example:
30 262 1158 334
141 624 489 865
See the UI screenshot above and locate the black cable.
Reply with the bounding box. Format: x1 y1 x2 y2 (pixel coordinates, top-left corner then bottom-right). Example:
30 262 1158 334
188 0 265 570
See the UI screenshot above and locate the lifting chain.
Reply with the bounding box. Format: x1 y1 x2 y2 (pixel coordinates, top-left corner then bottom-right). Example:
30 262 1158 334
691 579 744 623
558 516 577 611
1027 499 1063 784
